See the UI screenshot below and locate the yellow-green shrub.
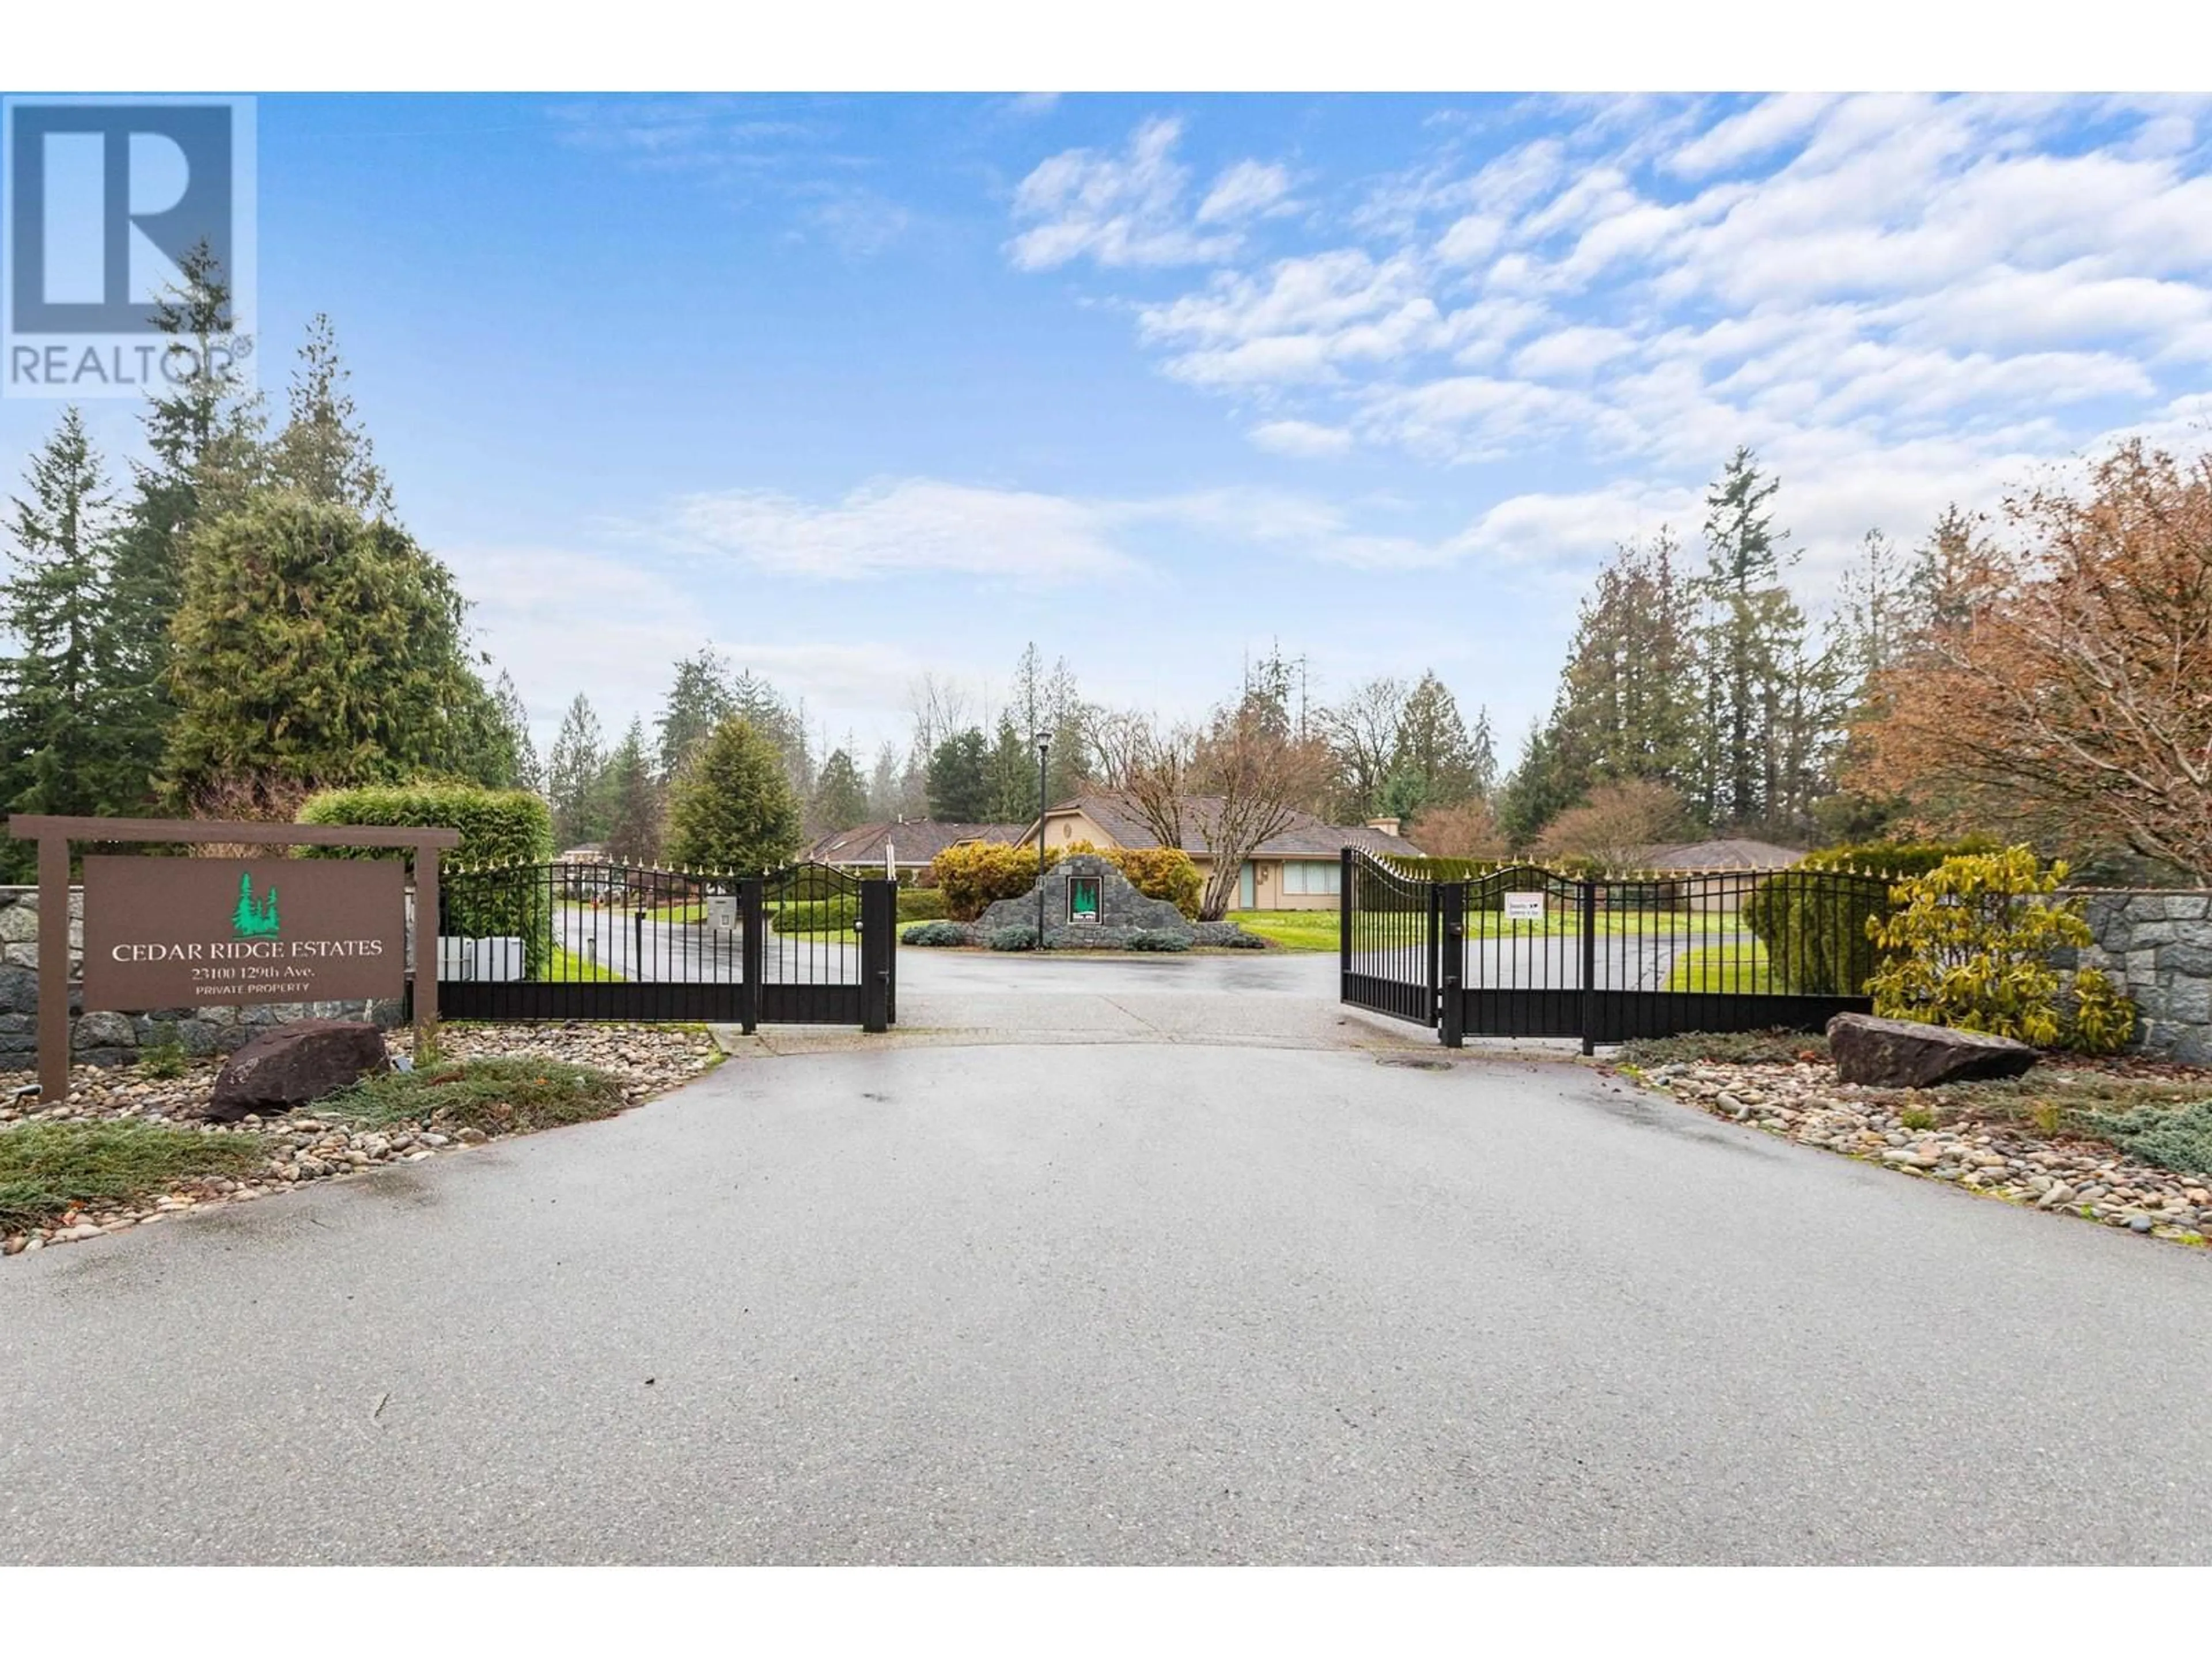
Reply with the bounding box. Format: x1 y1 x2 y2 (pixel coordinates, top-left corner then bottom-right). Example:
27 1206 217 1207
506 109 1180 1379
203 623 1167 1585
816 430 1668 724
929 841 1059 920
1866 846 2137 1053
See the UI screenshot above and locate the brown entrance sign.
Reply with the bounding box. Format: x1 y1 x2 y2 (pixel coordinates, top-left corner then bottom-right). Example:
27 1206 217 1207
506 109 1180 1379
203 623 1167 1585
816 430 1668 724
84 856 406 1010
8 815 461 1104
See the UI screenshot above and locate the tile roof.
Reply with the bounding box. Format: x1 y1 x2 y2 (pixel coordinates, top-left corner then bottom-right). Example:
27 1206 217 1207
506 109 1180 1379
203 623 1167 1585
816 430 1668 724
1635 837 1807 871
1041 793 1425 859
805 820 1029 866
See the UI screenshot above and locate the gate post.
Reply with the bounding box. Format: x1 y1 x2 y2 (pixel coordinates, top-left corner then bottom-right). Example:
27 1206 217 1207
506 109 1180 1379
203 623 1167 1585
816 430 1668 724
1438 881 1465 1050
1580 878 1599 1056
1339 847 1354 1004
859 878 895 1033
740 877 764 1034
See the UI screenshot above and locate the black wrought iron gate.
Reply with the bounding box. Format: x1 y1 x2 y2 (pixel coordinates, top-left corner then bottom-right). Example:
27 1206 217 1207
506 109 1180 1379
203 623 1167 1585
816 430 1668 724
1342 849 1888 1052
437 860 896 1031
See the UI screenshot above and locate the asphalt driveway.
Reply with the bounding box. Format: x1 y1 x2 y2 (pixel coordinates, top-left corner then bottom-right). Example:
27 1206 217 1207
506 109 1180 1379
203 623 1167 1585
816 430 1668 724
4 1038 2209 1564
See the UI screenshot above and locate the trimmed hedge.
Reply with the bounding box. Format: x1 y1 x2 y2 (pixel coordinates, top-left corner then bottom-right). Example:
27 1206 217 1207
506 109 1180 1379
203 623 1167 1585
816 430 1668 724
897 887 949 922
772 896 858 934
299 782 553 868
1741 869 1891 997
1801 836 2000 878
300 782 554 971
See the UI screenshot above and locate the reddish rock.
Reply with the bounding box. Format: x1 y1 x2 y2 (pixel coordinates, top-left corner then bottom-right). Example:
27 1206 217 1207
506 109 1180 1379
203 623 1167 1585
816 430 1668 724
1826 1012 2038 1089
204 1020 389 1121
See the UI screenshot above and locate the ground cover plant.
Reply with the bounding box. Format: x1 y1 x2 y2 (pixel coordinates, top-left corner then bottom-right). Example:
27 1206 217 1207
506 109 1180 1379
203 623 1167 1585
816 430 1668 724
1618 1029 1830 1067
0 1120 267 1233
322 1055 625 1138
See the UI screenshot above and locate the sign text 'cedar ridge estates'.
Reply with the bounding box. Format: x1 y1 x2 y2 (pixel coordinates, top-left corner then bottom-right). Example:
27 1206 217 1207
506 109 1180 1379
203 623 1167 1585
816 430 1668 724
81 856 407 1009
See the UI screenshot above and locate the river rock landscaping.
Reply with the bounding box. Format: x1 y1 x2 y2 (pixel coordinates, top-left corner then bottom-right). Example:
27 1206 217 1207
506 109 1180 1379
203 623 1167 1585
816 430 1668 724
1619 1036 2212 1246
0 1022 718 1257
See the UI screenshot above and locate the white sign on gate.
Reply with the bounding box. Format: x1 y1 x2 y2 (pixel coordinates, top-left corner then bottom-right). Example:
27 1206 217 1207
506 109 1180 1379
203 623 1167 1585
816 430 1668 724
1503 891 1546 922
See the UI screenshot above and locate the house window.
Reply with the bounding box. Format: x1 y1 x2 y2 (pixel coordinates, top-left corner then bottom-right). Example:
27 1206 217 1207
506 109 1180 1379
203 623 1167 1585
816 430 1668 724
1281 861 1340 896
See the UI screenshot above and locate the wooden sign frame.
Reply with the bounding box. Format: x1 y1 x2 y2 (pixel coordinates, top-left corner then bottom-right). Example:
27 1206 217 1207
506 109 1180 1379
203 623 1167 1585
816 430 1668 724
7 816 461 1104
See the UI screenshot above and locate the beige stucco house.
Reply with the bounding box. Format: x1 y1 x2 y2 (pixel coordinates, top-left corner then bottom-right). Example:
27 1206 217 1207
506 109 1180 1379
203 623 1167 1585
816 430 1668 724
1016 793 1424 911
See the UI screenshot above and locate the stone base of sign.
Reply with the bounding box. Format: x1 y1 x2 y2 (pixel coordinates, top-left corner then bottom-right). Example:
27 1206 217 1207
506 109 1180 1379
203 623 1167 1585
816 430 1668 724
0 885 402 1071
975 854 1195 940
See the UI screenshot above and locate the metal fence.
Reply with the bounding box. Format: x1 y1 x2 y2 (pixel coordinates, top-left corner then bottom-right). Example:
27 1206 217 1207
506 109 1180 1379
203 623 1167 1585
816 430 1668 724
436 860 896 1031
1342 849 1890 1052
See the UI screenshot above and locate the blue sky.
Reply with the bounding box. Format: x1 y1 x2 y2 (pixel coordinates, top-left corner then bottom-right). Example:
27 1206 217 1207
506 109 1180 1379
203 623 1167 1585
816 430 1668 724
6 91 2211 767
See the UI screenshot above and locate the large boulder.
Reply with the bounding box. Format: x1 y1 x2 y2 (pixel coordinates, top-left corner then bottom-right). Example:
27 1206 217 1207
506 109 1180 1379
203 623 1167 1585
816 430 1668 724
204 1018 389 1120
1825 1012 2038 1089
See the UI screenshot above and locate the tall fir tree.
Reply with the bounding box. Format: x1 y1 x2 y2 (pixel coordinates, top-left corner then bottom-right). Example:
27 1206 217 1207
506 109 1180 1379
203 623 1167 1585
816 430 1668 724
601 718 663 865
266 314 393 514
547 693 609 849
866 741 902 821
0 410 135 873
926 727 992 821
982 713 1039 823
656 647 736 781
665 717 801 873
1695 447 1810 831
1389 671 1483 813
490 670 541 793
809 747 871 836
107 243 266 810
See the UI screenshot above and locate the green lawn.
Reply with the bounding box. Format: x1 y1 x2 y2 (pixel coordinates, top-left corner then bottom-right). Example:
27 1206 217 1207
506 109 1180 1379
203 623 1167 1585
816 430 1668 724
550 945 624 982
1664 938 1773 993
1225 910 1339 951
645 901 704 923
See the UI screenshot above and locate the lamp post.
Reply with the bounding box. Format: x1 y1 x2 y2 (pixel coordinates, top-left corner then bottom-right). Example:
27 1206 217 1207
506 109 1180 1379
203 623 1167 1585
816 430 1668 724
1035 731 1051 950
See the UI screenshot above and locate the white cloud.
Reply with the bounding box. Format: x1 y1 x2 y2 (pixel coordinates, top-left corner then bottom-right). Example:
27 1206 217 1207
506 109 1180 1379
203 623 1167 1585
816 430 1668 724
656 479 1144 583
1665 93 1842 178
1007 116 1244 271
1248 419 1353 457
1197 159 1294 224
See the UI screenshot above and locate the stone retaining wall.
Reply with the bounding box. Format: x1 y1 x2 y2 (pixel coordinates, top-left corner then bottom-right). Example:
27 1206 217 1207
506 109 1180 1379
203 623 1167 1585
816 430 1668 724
0 885 404 1071
2068 890 2212 1065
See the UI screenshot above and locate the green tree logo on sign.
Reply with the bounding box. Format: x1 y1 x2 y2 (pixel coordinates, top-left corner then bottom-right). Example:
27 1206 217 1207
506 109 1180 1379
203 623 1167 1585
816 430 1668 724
232 872 281 938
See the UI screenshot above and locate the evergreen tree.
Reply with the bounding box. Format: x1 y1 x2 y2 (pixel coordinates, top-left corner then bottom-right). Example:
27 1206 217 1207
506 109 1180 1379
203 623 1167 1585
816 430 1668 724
810 746 870 835
926 726 992 821
665 717 801 873
107 243 265 808
0 410 135 871
490 670 541 793
1695 448 1809 830
656 647 736 781
160 497 494 813
866 741 901 821
982 713 1039 823
1390 671 1483 811
1467 704 1498 799
601 719 663 865
1496 720 1580 849
1544 531 1703 809
547 693 608 849
731 666 812 801
265 314 393 514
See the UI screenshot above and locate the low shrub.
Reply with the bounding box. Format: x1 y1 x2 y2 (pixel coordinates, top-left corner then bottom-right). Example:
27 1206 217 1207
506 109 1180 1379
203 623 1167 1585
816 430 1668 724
1127 929 1192 952
1866 847 2138 1052
986 924 1039 952
2081 1101 2212 1177
902 921 969 946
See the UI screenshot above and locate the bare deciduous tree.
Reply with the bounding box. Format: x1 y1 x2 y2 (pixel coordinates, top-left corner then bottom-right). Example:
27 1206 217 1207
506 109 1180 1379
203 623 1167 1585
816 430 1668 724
1532 779 1693 870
